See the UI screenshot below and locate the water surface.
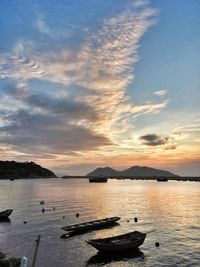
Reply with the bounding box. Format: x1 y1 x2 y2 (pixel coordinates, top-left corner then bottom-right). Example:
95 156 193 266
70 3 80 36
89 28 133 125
0 179 199 267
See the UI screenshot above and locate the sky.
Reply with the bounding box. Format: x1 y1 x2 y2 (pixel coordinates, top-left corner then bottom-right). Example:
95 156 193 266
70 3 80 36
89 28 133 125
0 0 199 176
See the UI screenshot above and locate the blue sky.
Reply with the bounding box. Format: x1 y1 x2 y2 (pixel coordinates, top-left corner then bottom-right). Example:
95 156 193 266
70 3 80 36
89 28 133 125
0 0 199 176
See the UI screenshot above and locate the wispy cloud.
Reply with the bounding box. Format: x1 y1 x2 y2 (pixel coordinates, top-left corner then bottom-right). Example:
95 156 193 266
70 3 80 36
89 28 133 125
35 16 52 36
0 2 166 157
172 123 200 133
154 89 167 96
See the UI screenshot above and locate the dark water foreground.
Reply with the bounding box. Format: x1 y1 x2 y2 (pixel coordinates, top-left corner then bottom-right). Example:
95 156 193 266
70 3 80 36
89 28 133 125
0 179 199 267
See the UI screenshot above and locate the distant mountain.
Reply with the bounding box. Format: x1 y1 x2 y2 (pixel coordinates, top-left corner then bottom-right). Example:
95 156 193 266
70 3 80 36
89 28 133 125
0 161 57 179
87 166 178 177
87 167 119 177
120 166 177 177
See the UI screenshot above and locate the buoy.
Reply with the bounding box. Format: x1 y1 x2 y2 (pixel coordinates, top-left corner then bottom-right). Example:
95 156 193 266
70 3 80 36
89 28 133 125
134 217 138 222
76 213 79 217
23 221 27 224
127 220 130 223
42 208 45 213
155 242 160 247
63 216 65 219
53 207 55 210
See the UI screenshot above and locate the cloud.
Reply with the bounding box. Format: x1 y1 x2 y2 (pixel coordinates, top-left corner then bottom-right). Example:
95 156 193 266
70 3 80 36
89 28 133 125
164 145 177 150
35 17 52 35
3 81 30 100
139 134 169 146
0 47 45 81
193 137 200 142
71 4 161 137
171 120 200 143
0 85 108 154
154 90 167 96
0 109 112 154
131 0 150 8
26 93 97 121
0 2 166 157
173 123 200 133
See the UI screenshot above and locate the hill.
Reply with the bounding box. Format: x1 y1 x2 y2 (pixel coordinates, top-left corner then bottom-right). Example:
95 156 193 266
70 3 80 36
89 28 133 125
87 165 178 177
87 167 119 177
120 166 177 177
0 161 57 179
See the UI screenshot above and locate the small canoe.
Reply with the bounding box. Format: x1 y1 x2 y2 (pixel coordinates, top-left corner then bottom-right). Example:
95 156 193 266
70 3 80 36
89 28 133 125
61 217 120 238
86 231 146 252
0 209 13 220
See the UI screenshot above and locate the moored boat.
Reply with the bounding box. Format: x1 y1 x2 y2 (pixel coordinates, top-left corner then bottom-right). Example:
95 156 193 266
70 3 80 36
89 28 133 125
157 177 168 182
89 177 108 183
61 216 120 238
0 209 13 220
86 231 146 252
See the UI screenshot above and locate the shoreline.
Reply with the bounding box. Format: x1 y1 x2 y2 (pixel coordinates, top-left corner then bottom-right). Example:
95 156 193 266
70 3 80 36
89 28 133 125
62 176 200 182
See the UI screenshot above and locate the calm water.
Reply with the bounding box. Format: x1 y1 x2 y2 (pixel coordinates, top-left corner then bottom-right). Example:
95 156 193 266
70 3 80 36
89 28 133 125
0 179 200 267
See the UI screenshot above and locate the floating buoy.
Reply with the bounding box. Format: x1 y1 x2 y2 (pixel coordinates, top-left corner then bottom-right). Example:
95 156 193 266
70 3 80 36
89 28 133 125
127 219 130 223
63 216 65 219
40 201 44 205
134 217 138 222
53 207 55 210
42 208 45 213
155 242 160 247
23 221 27 224
76 213 79 217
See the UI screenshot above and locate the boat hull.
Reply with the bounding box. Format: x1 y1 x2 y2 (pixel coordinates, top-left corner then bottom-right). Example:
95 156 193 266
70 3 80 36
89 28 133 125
87 237 145 252
61 217 120 237
0 209 13 220
89 178 108 183
87 231 146 252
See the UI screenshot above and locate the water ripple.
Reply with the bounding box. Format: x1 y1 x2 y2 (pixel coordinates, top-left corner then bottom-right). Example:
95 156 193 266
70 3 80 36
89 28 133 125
0 179 200 267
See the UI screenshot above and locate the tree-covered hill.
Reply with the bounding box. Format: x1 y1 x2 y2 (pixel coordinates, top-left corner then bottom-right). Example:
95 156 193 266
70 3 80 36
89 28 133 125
0 161 57 179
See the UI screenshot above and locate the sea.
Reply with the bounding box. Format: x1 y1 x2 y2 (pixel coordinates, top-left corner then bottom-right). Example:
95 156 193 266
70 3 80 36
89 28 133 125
0 178 199 267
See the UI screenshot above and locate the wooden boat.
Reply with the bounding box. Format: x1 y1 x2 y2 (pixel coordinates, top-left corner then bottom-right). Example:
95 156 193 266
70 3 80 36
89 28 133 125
86 231 146 252
157 177 168 182
0 209 13 220
61 217 120 238
89 177 108 183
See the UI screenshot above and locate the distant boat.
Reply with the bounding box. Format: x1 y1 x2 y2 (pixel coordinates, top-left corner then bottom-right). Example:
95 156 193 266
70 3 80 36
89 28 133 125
86 231 146 253
157 178 168 182
60 217 120 238
0 209 13 220
89 177 108 183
